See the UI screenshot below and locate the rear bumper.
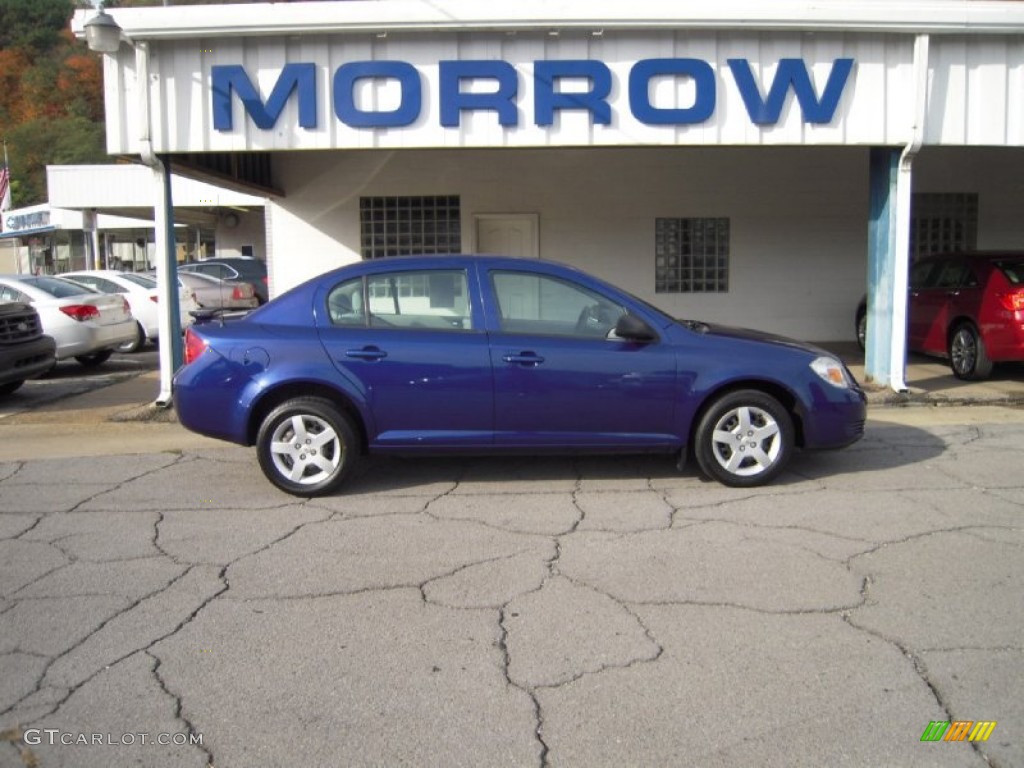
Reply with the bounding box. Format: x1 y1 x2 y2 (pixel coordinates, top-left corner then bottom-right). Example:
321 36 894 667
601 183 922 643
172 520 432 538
981 317 1024 362
54 320 137 359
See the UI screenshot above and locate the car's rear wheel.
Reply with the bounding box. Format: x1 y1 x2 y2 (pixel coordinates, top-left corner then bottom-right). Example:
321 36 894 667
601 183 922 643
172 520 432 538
694 390 794 487
949 322 993 380
117 321 146 353
74 350 113 367
256 397 358 496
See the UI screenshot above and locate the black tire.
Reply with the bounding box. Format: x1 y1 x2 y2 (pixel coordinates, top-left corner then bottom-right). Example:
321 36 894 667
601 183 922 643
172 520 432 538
256 397 359 496
74 349 113 367
117 321 146 353
694 390 794 487
856 309 867 351
948 322 993 381
0 380 24 396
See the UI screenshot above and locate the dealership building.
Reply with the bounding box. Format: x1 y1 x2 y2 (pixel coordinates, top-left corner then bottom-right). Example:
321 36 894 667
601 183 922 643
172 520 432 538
72 0 1024 390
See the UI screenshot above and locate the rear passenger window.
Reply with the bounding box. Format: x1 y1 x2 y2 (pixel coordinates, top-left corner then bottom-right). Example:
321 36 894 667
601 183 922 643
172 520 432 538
367 271 472 330
934 260 968 289
329 271 473 331
910 260 939 290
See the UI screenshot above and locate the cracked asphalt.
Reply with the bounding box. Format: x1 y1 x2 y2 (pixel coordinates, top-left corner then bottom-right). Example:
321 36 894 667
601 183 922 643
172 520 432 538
1 406 1022 767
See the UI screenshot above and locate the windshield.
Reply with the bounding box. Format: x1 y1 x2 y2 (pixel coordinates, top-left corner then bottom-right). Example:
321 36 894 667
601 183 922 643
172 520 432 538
20 275 98 298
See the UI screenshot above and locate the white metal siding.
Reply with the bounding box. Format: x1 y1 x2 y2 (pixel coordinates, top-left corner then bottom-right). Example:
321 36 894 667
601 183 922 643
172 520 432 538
111 31 1024 155
927 35 1024 145
107 32 929 154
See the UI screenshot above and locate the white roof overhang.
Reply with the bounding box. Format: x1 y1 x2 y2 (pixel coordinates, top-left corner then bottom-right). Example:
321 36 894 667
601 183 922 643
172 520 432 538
72 0 1024 40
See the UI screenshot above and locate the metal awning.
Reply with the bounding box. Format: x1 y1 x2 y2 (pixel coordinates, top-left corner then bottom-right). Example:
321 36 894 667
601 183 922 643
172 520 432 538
0 227 56 240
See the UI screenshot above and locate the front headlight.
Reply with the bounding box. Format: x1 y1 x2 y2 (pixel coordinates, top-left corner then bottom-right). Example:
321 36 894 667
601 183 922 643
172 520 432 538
810 356 852 389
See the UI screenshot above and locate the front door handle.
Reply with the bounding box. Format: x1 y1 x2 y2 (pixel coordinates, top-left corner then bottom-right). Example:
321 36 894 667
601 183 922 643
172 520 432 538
502 352 545 366
345 346 387 361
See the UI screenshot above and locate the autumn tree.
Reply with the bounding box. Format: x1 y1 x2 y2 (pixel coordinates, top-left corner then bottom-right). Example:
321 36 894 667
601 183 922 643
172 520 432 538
0 0 105 207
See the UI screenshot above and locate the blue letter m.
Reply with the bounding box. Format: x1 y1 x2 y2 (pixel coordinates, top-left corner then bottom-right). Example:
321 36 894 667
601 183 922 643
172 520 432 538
727 58 854 125
212 63 317 131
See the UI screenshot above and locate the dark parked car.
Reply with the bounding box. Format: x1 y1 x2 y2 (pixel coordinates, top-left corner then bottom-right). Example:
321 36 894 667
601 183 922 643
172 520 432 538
0 302 57 396
174 255 866 496
179 257 268 304
857 251 1024 379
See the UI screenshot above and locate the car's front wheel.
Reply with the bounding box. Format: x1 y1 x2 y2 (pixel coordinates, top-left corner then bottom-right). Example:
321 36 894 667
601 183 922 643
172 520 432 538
949 322 993 380
694 390 794 487
256 397 359 496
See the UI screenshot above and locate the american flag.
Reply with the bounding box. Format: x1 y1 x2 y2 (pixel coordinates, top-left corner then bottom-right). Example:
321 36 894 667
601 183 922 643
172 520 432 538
0 163 10 214
0 146 9 233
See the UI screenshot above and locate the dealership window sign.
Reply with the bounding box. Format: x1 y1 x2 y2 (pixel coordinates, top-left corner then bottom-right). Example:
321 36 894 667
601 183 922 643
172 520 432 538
4 210 50 232
212 57 855 132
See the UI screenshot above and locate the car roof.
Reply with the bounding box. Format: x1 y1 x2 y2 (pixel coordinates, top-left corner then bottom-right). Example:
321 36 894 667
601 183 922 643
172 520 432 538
331 254 577 271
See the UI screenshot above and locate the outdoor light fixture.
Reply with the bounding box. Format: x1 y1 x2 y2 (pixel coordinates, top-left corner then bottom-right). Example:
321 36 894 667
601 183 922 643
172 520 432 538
84 5 123 54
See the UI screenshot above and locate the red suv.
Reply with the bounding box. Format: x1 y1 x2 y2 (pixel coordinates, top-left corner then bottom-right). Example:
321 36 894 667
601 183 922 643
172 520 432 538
904 251 1024 380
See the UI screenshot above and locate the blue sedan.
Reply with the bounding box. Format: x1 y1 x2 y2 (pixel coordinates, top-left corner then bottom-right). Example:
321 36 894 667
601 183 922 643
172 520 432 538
173 256 866 496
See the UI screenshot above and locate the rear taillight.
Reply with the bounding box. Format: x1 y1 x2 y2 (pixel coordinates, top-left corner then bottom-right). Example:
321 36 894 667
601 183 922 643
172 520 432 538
149 296 159 303
183 328 208 365
996 289 1024 312
60 304 101 322
231 284 254 300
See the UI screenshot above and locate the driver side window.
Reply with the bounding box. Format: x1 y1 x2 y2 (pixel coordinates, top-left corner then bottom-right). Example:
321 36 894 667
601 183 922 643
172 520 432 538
491 271 624 338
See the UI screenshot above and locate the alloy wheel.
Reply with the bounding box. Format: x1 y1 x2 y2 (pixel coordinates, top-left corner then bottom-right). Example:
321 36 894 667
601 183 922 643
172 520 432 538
268 413 343 486
709 405 783 478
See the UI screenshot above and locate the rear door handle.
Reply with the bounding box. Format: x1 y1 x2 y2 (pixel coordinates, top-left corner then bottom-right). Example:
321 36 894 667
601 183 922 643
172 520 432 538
502 352 545 366
345 347 387 361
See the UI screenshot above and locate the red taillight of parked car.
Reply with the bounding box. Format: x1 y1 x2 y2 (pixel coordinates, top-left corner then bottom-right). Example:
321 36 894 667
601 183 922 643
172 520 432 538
231 284 255 300
183 328 209 365
60 304 101 322
996 289 1024 312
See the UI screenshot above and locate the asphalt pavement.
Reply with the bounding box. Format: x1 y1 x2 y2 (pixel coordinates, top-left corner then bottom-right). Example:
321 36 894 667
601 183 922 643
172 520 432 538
0 349 1022 767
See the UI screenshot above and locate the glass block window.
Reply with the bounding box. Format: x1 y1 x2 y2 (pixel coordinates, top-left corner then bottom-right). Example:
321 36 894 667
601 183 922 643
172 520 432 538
655 217 730 293
360 196 462 259
910 193 978 259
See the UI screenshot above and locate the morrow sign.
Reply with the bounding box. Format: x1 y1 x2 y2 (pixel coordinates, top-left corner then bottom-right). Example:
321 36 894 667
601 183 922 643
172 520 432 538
212 58 855 131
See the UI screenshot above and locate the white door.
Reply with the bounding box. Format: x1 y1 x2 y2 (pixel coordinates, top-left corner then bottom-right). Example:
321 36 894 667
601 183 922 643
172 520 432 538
475 214 539 258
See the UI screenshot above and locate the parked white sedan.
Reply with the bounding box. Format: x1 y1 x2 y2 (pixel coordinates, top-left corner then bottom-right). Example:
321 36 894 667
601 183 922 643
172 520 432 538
0 274 137 366
62 270 199 353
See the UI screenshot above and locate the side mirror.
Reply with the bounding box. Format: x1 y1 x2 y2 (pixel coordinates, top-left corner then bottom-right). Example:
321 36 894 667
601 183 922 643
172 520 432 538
614 313 657 342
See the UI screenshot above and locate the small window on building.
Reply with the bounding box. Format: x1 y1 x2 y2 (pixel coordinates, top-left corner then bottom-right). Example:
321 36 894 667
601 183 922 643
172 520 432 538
655 217 730 293
910 193 978 258
359 196 462 259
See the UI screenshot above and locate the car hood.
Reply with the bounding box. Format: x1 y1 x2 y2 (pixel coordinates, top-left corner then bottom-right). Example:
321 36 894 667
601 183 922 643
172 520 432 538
678 319 833 357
